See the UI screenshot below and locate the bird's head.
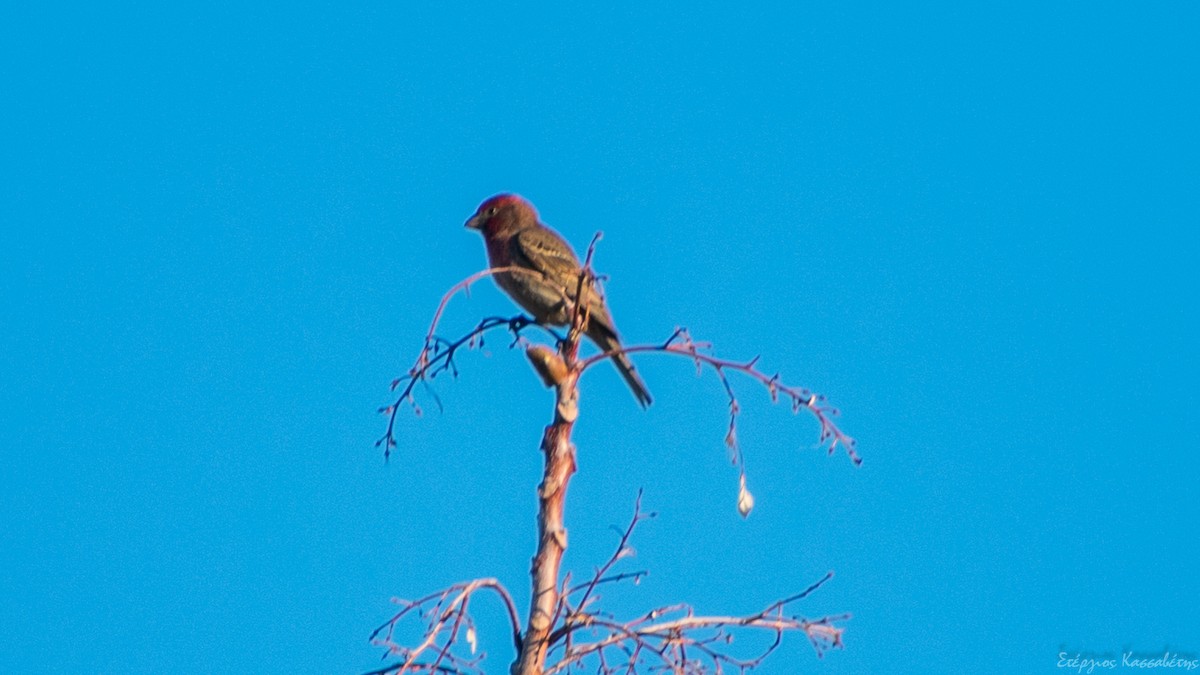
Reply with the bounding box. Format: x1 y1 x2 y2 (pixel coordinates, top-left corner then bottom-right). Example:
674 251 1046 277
465 193 538 236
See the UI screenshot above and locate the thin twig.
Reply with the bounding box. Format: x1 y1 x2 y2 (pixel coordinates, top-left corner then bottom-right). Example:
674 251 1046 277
377 239 855 674
578 330 861 467
368 578 522 675
549 492 654 646
377 265 561 457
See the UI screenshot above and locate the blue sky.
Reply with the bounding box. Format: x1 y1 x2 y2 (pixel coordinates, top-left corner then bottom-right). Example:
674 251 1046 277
2 3 1197 674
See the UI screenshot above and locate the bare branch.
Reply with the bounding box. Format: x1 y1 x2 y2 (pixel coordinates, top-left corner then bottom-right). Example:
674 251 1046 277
361 661 469 675
548 491 654 649
545 600 847 675
512 255 594 675
568 490 652 619
579 328 862 469
541 499 846 675
377 236 855 674
377 265 564 457
368 578 522 675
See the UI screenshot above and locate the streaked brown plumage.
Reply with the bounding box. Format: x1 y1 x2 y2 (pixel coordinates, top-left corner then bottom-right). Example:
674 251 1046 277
465 194 652 407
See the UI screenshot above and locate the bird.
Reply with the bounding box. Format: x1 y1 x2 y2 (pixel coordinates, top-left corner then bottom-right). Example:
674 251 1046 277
465 194 652 407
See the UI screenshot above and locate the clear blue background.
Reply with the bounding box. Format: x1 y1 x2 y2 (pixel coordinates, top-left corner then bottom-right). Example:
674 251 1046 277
3 3 1197 674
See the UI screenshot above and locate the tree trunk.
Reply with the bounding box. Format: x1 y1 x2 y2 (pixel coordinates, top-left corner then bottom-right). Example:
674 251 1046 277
512 349 578 675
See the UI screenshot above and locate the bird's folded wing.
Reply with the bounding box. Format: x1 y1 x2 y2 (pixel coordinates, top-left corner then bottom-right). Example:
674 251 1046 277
512 227 616 330
511 228 584 284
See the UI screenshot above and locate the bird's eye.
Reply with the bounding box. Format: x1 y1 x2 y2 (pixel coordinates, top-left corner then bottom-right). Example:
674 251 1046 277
487 207 498 216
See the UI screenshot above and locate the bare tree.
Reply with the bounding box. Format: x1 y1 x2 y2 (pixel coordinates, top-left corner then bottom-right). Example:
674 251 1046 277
373 237 857 675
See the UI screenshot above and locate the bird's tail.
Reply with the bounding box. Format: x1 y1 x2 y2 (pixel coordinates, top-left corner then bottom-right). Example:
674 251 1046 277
587 325 652 408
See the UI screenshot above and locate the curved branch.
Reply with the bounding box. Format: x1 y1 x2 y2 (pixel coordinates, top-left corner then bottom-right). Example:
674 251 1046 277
361 662 468 675
377 265 562 457
545 602 847 675
368 578 523 675
418 267 549 363
377 240 856 675
578 328 861 468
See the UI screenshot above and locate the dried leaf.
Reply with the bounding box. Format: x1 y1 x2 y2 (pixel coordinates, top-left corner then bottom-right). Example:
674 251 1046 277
526 344 569 388
737 475 755 518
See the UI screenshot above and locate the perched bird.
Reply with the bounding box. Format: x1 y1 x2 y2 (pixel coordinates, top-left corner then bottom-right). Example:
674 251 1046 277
465 194 652 407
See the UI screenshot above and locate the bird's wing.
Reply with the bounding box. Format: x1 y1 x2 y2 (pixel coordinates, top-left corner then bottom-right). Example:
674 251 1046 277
510 227 584 282
512 226 616 328
513 227 648 406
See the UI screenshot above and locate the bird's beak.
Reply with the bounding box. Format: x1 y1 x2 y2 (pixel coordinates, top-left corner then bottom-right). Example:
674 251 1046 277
464 213 482 230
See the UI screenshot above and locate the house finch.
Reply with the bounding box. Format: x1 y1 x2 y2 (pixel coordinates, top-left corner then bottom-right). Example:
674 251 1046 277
465 194 653 407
